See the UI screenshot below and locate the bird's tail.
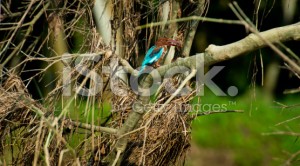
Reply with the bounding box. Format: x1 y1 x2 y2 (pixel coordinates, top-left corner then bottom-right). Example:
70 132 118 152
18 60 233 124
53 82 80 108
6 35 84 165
131 65 146 87
138 65 146 76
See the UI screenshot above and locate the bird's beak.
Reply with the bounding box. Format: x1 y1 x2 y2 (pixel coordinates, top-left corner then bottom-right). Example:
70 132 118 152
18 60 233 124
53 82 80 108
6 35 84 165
167 39 182 47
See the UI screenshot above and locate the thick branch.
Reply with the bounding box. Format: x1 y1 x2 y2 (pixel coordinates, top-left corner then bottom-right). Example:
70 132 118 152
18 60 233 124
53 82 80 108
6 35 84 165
205 22 300 63
122 23 300 78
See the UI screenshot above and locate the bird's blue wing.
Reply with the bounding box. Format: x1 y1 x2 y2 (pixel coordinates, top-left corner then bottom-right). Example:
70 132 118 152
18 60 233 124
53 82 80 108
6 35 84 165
142 46 164 66
139 46 164 75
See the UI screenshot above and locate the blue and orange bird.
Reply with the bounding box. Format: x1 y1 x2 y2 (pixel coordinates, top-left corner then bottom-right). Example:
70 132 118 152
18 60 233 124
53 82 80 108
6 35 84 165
139 38 181 75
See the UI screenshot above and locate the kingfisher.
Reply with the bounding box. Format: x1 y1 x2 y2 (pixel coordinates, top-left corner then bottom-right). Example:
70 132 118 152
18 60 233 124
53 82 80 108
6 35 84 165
139 38 181 75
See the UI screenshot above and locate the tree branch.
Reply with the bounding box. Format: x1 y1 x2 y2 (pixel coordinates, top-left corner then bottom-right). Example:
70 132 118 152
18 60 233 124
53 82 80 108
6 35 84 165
228 2 300 75
205 22 300 64
122 23 300 79
196 110 244 116
182 0 207 57
135 16 243 30
65 119 117 135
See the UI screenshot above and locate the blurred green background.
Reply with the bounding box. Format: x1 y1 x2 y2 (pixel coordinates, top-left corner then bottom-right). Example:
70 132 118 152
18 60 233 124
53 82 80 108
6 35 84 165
188 88 300 165
186 0 300 165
